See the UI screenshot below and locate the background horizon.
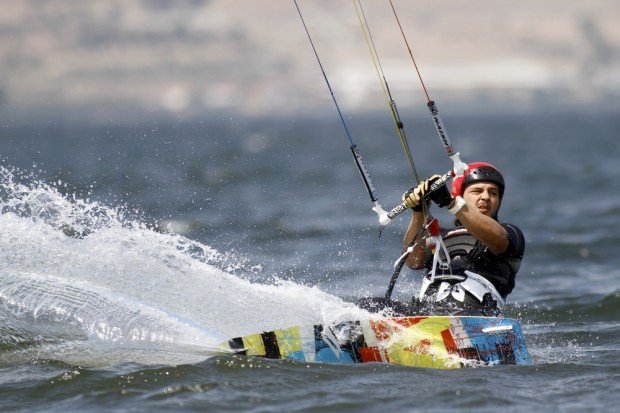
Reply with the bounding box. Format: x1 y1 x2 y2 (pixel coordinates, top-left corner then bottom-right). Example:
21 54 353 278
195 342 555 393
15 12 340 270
1 0 618 125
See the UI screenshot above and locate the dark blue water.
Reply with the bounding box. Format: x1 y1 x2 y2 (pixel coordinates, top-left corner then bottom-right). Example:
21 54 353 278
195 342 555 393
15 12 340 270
1 111 619 412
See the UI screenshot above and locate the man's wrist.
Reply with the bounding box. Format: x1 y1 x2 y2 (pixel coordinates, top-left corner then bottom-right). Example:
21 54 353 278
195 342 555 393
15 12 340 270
448 196 466 215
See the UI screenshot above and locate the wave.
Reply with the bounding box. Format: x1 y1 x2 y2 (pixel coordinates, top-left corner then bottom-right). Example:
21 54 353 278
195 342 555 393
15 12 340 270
0 164 366 366
511 290 620 324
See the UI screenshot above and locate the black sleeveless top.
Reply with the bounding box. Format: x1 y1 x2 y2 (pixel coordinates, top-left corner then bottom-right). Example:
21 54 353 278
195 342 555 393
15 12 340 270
424 222 525 298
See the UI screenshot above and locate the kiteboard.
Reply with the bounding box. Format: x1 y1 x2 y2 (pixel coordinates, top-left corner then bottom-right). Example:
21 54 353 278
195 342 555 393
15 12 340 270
220 316 531 369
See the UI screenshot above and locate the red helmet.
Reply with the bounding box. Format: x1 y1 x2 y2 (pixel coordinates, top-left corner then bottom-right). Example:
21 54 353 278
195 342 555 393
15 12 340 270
451 162 505 199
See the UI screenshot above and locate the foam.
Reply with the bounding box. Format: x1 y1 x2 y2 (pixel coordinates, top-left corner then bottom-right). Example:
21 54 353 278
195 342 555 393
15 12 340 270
0 164 368 366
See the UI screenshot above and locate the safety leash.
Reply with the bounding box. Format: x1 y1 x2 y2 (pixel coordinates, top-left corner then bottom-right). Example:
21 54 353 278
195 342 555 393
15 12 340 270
352 0 422 185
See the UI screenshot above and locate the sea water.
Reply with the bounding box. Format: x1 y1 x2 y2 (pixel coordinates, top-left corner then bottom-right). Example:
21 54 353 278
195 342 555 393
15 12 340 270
0 111 619 412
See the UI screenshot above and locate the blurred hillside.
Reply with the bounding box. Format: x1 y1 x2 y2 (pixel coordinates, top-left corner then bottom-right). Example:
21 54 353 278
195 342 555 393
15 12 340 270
0 0 618 123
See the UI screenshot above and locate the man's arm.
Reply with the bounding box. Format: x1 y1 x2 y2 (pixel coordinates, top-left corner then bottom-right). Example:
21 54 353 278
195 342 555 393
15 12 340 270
403 210 427 269
453 204 509 254
401 176 449 269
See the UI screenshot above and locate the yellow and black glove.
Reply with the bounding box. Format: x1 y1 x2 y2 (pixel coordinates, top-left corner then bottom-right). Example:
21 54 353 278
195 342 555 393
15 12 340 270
402 174 443 211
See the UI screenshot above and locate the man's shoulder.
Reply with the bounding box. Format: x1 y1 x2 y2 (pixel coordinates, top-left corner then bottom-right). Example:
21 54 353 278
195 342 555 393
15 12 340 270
500 222 524 236
499 222 525 258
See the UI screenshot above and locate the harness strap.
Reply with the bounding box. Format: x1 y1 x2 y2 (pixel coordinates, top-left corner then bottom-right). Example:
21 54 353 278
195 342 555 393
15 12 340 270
430 234 451 283
461 271 506 305
418 270 505 306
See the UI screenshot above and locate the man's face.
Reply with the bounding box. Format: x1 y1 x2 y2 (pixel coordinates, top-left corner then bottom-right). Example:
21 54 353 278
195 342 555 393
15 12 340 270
462 182 501 217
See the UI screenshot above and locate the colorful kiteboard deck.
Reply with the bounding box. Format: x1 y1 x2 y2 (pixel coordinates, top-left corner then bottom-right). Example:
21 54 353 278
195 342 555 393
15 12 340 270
221 316 531 369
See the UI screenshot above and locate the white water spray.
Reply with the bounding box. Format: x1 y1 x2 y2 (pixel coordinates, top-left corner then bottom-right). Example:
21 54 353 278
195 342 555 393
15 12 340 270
0 165 367 366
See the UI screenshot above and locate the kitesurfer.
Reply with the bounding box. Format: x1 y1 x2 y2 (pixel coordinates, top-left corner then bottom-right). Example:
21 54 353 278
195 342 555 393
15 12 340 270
402 162 525 316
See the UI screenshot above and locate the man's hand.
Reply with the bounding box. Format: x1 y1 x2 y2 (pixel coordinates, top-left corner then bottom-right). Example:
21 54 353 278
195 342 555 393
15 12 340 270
403 175 443 211
428 178 454 208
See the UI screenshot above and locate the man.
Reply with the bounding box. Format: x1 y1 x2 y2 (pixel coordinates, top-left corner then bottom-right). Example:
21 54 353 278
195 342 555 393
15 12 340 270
402 162 525 316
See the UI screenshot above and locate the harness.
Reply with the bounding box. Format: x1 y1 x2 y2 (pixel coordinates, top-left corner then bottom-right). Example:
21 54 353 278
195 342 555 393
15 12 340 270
418 225 516 308
418 271 505 307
